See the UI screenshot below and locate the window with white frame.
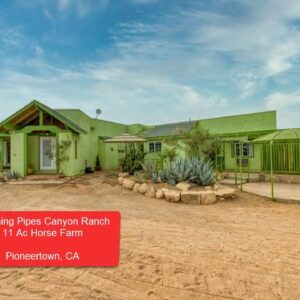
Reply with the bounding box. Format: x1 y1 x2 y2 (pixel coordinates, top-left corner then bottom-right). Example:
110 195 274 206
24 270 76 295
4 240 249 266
232 143 254 157
149 141 162 153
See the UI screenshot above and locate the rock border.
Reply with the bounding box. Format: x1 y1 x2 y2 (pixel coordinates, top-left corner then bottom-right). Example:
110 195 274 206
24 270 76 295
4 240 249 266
117 173 235 205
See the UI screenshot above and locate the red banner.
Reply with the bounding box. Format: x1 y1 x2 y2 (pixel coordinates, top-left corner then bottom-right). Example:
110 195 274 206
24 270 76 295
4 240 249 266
0 211 120 267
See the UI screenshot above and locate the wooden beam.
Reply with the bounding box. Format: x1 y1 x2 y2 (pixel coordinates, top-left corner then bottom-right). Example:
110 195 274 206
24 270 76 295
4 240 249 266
11 107 38 125
22 112 40 126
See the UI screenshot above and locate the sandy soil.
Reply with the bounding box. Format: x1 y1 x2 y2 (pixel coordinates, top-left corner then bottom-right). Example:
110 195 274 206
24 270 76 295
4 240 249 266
0 172 299 300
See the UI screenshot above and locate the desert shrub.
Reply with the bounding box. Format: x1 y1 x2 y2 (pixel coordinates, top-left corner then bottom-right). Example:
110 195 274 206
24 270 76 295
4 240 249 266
160 157 214 186
120 149 145 175
134 171 147 183
142 160 159 179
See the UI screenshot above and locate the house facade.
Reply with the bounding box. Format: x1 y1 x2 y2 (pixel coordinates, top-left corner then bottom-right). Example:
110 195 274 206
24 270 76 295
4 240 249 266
0 100 298 177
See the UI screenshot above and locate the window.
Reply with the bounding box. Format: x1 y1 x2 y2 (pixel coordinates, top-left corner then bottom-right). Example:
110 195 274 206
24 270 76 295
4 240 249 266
232 143 254 157
149 141 162 153
75 140 78 159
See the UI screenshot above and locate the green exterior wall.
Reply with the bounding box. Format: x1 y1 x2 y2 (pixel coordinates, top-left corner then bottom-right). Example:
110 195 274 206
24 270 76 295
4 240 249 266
27 136 39 173
224 142 262 172
56 110 128 170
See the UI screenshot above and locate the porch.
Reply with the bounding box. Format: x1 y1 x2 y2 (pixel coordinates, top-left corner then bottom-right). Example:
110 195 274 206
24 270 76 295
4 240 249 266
0 100 86 177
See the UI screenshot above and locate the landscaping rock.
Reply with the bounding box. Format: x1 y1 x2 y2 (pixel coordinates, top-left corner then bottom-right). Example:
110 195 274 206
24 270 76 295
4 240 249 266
214 187 235 199
181 191 201 204
133 183 141 192
122 178 135 190
176 182 191 191
199 191 217 204
118 177 125 185
213 184 221 191
145 185 156 198
138 183 148 194
118 172 129 178
204 186 212 191
164 189 181 202
156 189 164 199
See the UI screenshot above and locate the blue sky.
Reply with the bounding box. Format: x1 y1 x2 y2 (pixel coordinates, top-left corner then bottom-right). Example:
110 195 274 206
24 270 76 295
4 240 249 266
0 0 300 128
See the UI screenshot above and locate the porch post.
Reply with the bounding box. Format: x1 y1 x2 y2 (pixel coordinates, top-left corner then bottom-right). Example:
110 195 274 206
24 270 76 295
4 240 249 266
239 141 243 191
39 110 44 126
270 141 274 200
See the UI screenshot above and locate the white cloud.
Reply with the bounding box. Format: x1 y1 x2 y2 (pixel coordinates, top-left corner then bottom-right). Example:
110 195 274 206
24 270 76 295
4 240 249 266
57 0 110 16
1 0 300 128
266 92 300 110
265 91 300 128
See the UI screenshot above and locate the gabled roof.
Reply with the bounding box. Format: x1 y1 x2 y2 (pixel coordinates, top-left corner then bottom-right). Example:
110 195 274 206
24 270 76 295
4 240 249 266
0 100 86 134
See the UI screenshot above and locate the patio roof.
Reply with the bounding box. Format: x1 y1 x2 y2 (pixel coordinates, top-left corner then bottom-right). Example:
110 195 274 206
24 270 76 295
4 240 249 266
104 133 146 143
254 128 300 142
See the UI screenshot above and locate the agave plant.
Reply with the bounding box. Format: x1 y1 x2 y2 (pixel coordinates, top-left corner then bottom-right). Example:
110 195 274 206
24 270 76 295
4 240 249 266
160 156 214 186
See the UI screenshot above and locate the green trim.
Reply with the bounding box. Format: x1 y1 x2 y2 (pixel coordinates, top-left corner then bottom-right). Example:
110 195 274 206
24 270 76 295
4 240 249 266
39 110 44 126
18 125 69 134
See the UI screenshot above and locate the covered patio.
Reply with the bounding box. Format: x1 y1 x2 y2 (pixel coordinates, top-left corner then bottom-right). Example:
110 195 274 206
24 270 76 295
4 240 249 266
221 128 300 202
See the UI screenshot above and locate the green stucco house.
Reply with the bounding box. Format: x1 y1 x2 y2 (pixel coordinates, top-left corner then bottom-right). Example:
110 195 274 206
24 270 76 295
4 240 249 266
0 100 298 177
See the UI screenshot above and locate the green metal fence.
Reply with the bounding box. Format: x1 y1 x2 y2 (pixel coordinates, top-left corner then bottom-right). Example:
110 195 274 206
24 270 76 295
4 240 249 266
261 141 300 174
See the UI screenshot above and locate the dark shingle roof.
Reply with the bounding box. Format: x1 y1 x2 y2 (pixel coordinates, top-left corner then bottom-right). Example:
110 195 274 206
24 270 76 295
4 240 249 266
140 120 196 138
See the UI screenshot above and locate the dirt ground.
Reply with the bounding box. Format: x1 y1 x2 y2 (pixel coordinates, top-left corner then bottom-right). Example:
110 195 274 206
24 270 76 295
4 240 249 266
0 173 299 300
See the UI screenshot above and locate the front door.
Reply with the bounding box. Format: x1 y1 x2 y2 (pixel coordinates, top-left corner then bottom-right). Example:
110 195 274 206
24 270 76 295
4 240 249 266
40 137 56 171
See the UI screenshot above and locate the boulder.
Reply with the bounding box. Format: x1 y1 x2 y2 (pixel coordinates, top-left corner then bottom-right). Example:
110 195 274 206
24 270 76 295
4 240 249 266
176 182 191 191
214 187 235 199
204 186 212 191
133 183 141 192
145 185 156 198
181 191 201 205
156 189 164 199
118 176 125 185
138 183 148 194
122 178 135 190
118 172 129 178
164 189 181 203
213 184 221 191
199 191 217 205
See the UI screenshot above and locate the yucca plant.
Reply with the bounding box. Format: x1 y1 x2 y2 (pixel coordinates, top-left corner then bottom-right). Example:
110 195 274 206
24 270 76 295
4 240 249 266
142 160 158 179
120 149 146 175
